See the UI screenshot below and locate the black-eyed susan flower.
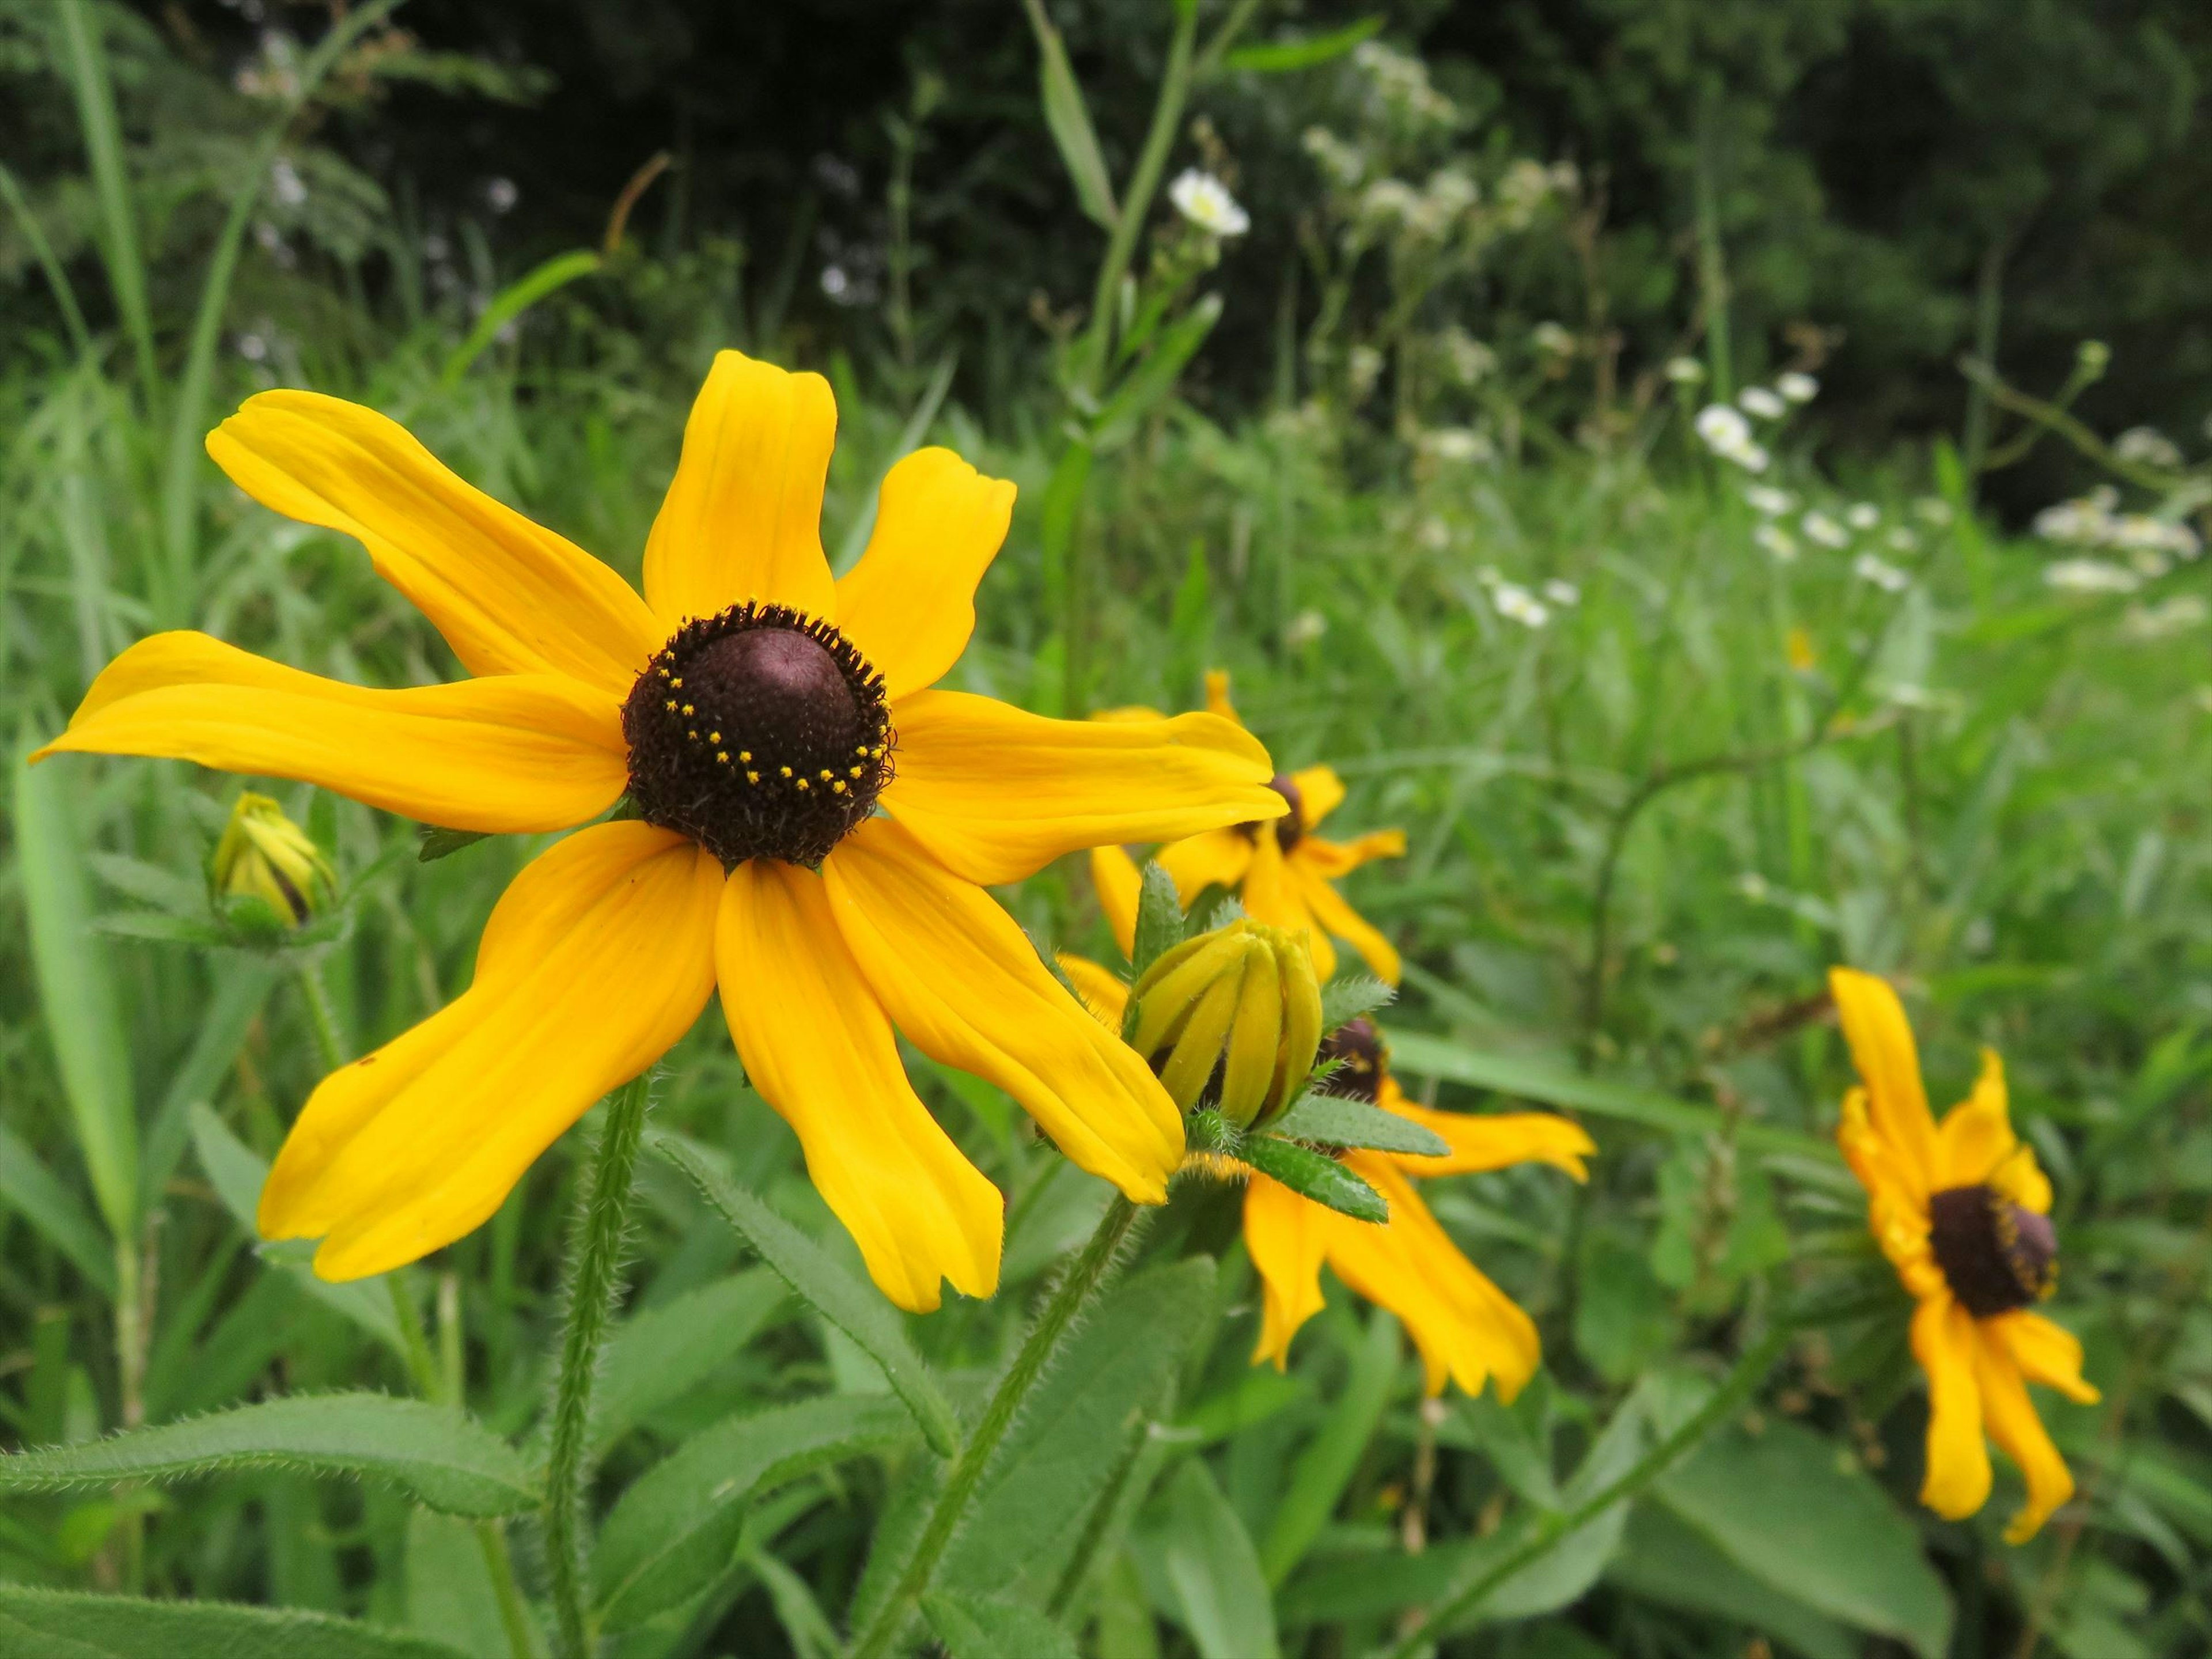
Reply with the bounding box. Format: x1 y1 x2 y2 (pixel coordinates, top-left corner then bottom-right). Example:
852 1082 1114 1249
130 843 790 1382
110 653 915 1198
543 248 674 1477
1062 940 1592 1400
36 351 1286 1310
1090 671 1407 983
1830 967 2100 1542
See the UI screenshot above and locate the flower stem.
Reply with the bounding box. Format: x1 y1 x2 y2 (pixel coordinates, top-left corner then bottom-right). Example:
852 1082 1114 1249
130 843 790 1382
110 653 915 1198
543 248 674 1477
847 1194 1143 1659
295 963 346 1074
543 1075 653 1659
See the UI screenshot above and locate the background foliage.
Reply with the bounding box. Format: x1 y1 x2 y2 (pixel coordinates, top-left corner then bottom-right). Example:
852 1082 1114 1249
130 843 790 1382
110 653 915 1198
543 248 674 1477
2 2 2210 1657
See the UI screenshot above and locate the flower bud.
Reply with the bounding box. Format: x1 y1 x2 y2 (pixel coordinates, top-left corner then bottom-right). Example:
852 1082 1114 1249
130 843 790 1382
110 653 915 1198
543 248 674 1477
211 791 335 928
1127 919 1322 1128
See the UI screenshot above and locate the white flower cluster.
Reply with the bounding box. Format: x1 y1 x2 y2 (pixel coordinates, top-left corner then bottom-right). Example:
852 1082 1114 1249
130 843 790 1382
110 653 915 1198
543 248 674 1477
2032 486 2201 572
1168 169 1250 238
1475 567 1581 630
1416 427 1495 466
2113 426 2184 472
1852 552 1911 593
2044 559 2143 596
1695 404 1767 473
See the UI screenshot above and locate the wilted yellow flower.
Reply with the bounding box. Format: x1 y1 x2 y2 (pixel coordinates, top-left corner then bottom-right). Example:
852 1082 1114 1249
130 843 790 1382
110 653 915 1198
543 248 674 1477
1831 968 2099 1542
211 790 335 926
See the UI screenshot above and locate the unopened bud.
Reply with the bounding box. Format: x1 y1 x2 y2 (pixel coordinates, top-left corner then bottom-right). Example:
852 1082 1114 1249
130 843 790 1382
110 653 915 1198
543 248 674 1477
211 792 334 927
1127 919 1322 1128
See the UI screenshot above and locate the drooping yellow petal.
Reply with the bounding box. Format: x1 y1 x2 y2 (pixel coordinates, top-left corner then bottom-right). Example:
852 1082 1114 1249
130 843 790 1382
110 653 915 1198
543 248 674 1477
1090 844 1142 957
1840 1088 1943 1296
1973 1326 2075 1543
37 631 627 833
1203 668 1240 723
823 817 1184 1202
1289 764 1345 830
718 859 1001 1313
1937 1050 2052 1214
881 691 1283 886
206 391 661 697
642 350 838 627
834 448 1017 699
1243 832 1331 977
1988 1312 2101 1406
1244 1172 1327 1369
1829 968 1941 1204
1297 828 1408 878
1324 1154 1541 1400
1388 1106 1594 1180
1911 1290 1992 1520
260 823 721 1278
1157 828 1256 908
1293 858 1402 984
1056 952 1130 1027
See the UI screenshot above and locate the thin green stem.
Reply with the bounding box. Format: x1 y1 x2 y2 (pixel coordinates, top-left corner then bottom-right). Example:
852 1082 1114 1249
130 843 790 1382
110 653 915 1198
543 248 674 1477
387 1275 444 1402
543 1075 654 1659
1369 1322 1794 1659
296 964 347 1075
477 1519 541 1659
847 1194 1143 1659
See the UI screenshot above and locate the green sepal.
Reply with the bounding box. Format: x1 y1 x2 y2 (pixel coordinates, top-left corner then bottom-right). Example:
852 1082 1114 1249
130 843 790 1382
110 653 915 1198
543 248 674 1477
1236 1133 1389 1222
1319 972 1395 1032
416 826 490 863
1268 1093 1449 1157
1130 859 1187 978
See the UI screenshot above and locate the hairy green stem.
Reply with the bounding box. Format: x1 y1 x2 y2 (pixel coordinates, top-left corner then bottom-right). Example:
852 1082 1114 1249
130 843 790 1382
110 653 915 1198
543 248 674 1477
296 965 347 1075
847 1194 1143 1659
543 1075 653 1659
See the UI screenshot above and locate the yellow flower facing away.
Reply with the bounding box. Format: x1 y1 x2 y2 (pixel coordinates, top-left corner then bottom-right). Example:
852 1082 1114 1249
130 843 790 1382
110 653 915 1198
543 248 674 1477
34 350 1292 1310
1122 919 1321 1130
1090 669 1408 983
1830 967 2101 1543
1063 946 1594 1400
211 790 336 927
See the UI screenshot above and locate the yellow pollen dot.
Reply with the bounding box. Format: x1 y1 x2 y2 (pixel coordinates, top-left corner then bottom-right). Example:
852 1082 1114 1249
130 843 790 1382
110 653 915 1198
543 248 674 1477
779 766 793 778
658 667 670 678
849 766 863 778
664 699 677 711
818 770 834 782
855 745 870 757
716 751 729 763
709 731 721 744
832 780 848 794
671 677 682 688
687 729 698 740
797 778 810 791
681 704 695 716
738 751 751 762
745 770 759 783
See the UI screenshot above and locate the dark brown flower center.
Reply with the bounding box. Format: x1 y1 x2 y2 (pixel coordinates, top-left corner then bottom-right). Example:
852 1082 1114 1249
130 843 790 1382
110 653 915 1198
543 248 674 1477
1316 1016 1386 1105
1927 1183 2057 1318
620 603 892 868
1236 772 1305 853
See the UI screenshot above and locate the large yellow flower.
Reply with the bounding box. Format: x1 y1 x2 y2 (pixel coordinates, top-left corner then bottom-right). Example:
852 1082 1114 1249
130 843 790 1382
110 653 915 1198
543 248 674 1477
36 351 1286 1310
1830 967 2100 1542
1092 671 1407 983
1063 949 1590 1399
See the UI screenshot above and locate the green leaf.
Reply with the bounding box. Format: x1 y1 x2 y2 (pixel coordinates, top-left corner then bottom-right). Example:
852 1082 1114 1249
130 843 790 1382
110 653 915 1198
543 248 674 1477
647 1129 959 1456
187 1105 407 1358
90 911 231 947
1319 972 1395 1032
440 248 600 385
1259 1308 1399 1582
0 1121 115 1291
594 1393 915 1629
940 1258 1218 1605
1267 1094 1449 1158
1607 1505 1854 1659
0 1393 535 1517
592 1267 787 1453
142 961 276 1211
1092 295 1222 453
1221 15 1384 74
1019 0 1119 232
922 1590 1078 1659
1650 1419 1953 1658
1037 438 1094 621
1145 1460 1279 1659
1236 1134 1388 1222
0 1587 474 1658
416 827 491 863
1131 860 1187 979
14 744 137 1239
405 1510 522 1659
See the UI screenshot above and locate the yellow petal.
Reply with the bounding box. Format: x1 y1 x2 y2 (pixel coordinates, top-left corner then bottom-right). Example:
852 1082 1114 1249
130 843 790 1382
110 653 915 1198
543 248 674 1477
1973 1327 2075 1543
1297 827 1408 878
1244 1172 1327 1369
1388 1106 1593 1180
206 391 660 697
260 823 720 1278
1056 953 1130 1027
835 448 1017 699
1840 1087 1942 1291
1829 968 1941 1203
1157 827 1255 908
1090 844 1142 957
1203 668 1240 722
1293 859 1402 984
1325 1154 1541 1400
882 691 1283 886
1244 832 1331 978
1937 1049 2052 1213
718 859 1001 1313
642 350 837 627
1911 1290 1992 1520
1988 1312 2100 1406
823 817 1184 1202
37 631 627 832
1289 764 1345 830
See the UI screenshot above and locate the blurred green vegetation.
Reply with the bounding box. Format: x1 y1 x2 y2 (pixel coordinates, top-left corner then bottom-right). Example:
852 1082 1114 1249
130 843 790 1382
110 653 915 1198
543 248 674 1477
2 2 2211 1657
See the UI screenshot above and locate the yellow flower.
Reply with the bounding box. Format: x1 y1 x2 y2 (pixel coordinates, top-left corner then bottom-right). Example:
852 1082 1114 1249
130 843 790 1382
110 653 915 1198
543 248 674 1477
1066 953 1592 1399
1092 671 1407 983
1121 919 1321 1129
35 351 1286 1309
1830 967 2100 1543
212 790 335 926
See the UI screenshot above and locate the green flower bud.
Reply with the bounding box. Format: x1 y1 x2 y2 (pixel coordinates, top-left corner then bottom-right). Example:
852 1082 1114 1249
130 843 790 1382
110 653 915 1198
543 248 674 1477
211 792 335 928
1127 919 1322 1128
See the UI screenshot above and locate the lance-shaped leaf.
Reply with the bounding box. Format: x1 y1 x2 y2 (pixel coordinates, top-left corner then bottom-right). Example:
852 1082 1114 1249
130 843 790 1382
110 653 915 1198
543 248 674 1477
923 1591 1079 1659
1319 972 1395 1032
1018 0 1118 232
1267 1093 1449 1158
0 1586 474 1658
1234 1133 1388 1223
1130 859 1188 979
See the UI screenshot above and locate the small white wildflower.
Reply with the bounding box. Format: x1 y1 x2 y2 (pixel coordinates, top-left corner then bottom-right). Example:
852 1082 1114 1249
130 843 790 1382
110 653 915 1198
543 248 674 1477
1744 485 1796 517
1738 387 1787 420
2043 558 2141 594
1885 527 1918 553
1730 442 1772 474
2111 514 2201 559
269 157 306 207
1802 512 1850 550
1302 128 1368 190
1755 523 1800 562
1169 169 1250 238
2033 495 2118 545
1844 503 1880 531
1418 427 1491 465
1853 552 1910 592
1532 321 1575 357
1695 404 1752 453
820 264 850 299
1541 578 1581 607
2127 548 2172 580
1736 871 1772 902
1357 177 1419 228
235 332 268 362
1665 356 1707 386
1776 370 1819 404
1285 608 1330 647
486 177 519 214
1493 582 1550 628
2113 426 2183 472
